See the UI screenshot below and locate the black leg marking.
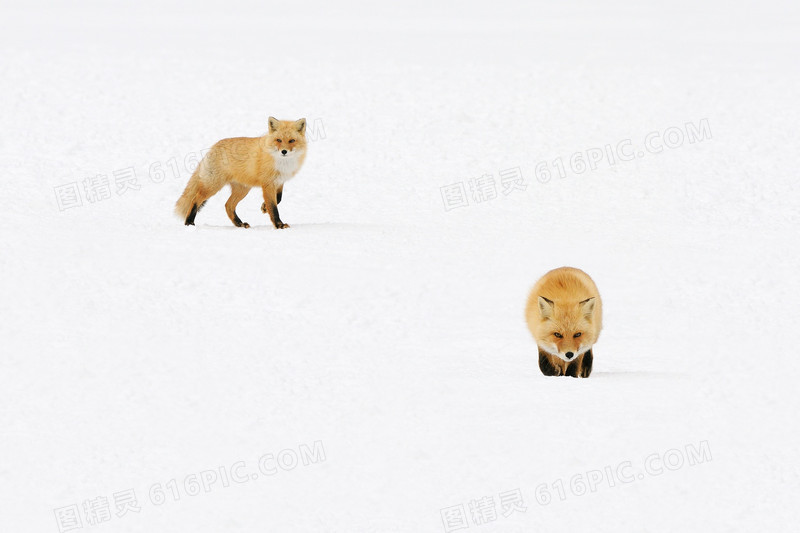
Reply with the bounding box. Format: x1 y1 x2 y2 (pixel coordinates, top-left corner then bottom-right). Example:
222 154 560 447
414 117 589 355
267 202 288 229
538 350 562 376
185 203 198 225
232 214 249 228
580 350 593 378
276 186 283 204
565 360 580 378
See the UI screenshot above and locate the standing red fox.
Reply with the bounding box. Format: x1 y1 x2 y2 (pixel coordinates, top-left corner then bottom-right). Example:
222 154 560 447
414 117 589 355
175 117 307 228
525 267 603 378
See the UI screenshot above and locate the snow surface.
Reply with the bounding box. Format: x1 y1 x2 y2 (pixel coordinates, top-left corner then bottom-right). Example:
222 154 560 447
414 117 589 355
1 1 799 532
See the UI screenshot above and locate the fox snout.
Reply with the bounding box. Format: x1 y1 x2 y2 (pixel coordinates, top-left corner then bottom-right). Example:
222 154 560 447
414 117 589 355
549 347 588 362
281 149 288 155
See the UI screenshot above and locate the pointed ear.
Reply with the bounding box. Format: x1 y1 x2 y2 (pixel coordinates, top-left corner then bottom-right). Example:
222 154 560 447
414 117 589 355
538 296 554 319
294 118 306 134
580 297 596 317
268 116 280 133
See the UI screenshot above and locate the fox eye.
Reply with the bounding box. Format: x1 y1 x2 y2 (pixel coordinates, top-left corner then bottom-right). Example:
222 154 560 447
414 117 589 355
276 139 282 143
574 332 582 338
289 139 295 143
554 332 563 338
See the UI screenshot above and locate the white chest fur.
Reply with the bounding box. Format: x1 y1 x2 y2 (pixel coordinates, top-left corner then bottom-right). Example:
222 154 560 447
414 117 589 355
273 152 303 184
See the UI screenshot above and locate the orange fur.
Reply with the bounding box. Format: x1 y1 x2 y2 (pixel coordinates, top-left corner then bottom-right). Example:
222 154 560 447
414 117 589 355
525 267 603 377
175 117 307 229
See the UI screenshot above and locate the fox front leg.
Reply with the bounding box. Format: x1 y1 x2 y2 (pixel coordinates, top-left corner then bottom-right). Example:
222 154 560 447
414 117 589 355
538 350 563 377
261 185 289 229
565 350 593 378
261 184 283 212
579 350 593 378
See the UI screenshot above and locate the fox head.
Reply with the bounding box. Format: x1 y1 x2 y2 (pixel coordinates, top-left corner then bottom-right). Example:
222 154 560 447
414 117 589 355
267 117 307 159
534 296 597 362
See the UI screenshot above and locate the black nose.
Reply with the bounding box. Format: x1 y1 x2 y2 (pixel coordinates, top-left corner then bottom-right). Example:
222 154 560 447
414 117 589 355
281 150 287 155
565 352 574 359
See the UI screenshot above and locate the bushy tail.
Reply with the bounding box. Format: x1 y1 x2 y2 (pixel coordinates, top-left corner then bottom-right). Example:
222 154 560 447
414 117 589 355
175 169 202 221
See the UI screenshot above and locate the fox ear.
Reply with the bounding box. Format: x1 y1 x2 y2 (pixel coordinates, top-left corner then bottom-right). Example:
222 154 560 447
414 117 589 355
268 116 280 133
580 297 596 317
294 118 306 134
538 296 554 319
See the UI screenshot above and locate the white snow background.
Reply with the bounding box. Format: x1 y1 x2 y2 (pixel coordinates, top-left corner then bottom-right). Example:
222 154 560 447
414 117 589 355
1 1 799 532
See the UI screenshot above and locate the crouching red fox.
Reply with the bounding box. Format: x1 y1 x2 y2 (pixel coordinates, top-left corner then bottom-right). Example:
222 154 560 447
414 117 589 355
525 267 603 378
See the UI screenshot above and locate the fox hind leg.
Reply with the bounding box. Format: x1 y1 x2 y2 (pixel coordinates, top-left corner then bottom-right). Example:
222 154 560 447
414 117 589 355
185 203 199 225
225 183 251 228
185 200 211 225
184 177 223 225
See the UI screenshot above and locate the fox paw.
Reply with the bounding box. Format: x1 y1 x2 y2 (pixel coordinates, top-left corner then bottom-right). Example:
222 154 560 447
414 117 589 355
275 223 290 229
